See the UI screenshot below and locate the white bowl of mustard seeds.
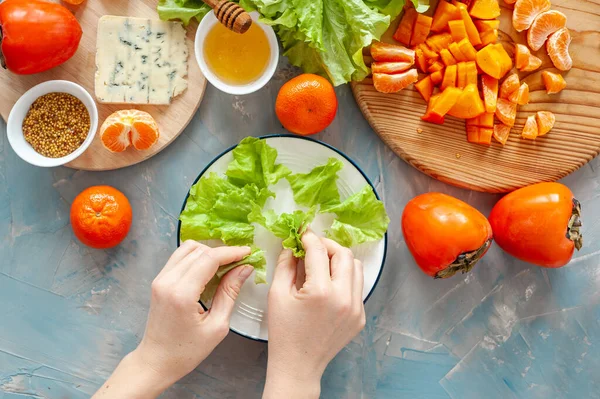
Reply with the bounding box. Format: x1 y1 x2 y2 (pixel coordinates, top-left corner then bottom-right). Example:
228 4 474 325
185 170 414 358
7 80 98 168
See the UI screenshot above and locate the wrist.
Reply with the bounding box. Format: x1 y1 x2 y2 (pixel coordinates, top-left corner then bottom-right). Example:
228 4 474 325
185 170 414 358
264 362 322 399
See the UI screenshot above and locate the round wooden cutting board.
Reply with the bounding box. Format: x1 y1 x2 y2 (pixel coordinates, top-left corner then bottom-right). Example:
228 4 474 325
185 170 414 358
352 0 600 193
0 0 206 171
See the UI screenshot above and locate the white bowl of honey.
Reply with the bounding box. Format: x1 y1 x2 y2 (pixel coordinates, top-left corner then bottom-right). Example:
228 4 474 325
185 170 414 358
195 11 278 95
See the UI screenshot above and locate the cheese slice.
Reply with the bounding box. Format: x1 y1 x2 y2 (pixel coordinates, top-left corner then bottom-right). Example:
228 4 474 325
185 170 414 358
95 16 189 105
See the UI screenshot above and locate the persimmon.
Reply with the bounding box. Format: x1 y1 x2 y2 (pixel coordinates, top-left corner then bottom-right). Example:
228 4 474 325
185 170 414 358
411 14 433 46
393 6 418 46
402 193 493 278
448 20 468 42
476 44 512 79
469 0 501 19
448 42 468 62
448 83 485 119
440 48 457 66
489 182 582 267
441 64 458 90
431 0 462 32
415 76 434 101
482 74 498 113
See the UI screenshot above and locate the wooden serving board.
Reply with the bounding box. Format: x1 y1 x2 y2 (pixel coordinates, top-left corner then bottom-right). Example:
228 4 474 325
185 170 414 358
352 0 600 193
0 0 206 171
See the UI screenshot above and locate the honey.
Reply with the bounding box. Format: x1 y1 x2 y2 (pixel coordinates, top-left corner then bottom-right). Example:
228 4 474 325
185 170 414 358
204 21 270 85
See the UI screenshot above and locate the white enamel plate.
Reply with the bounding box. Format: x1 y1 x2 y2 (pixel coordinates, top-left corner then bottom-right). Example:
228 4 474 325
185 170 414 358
178 135 387 341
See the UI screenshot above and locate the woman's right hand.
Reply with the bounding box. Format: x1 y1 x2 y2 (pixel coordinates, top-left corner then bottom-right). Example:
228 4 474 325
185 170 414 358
263 230 366 399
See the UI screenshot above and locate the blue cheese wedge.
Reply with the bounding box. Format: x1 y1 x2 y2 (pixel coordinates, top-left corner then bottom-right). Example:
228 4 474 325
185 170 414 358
95 16 189 105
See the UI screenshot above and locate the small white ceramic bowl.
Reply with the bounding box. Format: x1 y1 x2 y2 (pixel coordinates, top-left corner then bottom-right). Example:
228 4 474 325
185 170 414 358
7 80 98 168
195 11 279 95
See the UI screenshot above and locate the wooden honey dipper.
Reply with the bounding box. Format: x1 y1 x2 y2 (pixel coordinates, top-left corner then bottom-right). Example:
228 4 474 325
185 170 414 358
203 0 253 34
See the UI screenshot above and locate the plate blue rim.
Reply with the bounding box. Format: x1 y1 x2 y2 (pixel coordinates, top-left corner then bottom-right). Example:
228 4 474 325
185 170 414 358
176 134 388 343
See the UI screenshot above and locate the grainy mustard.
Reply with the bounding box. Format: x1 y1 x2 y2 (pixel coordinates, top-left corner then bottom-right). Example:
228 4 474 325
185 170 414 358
22 93 91 158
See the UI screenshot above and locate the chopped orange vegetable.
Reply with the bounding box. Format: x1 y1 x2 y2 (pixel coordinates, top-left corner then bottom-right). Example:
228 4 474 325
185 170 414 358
422 93 445 124
508 82 530 105
371 61 413 74
430 70 444 85
466 125 480 143
469 0 501 20
481 74 498 113
393 7 418 46
415 76 434 101
428 61 445 73
429 86 463 118
500 73 520 99
426 33 453 52
479 127 494 145
479 112 495 128
522 115 538 139
459 6 482 46
474 20 500 32
514 43 531 70
441 64 458 90
371 42 416 63
457 62 468 89
411 14 433 47
465 61 478 85
448 20 468 42
448 83 485 119
493 123 512 145
415 49 428 72
373 70 419 93
541 71 567 94
521 54 542 71
440 49 457 66
536 111 555 135
480 29 498 46
495 98 517 126
431 1 462 32
476 43 512 79
452 1 469 10
458 38 478 61
448 42 468 62
418 43 439 60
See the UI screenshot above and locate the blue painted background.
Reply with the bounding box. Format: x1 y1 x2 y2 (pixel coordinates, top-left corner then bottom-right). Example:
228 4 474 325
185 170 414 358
1 59 599 398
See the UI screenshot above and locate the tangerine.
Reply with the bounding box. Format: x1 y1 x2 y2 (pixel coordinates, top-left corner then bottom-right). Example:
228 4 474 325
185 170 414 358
512 0 551 32
527 10 567 51
70 186 132 249
522 115 538 139
493 123 512 145
275 74 338 136
100 110 160 152
536 111 555 135
521 54 542 72
547 27 573 71
541 71 567 94
495 99 517 126
508 83 530 105
500 73 520 99
373 69 419 93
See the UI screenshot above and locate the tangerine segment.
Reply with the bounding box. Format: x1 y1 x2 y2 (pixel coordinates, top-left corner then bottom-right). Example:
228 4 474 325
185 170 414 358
493 123 512 145
521 54 542 71
541 71 567 94
495 98 517 126
512 0 551 32
547 27 573 71
500 73 520 99
515 44 531 70
372 69 419 93
131 120 160 150
371 41 416 63
527 10 567 51
371 61 414 74
522 115 538 139
536 111 555 135
505 0 516 4
508 83 530 105
100 121 130 153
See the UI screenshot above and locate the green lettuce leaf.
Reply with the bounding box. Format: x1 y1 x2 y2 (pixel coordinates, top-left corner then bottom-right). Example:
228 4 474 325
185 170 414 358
226 137 291 189
201 248 267 304
321 185 390 247
249 205 317 258
179 173 271 246
286 158 343 208
157 0 211 26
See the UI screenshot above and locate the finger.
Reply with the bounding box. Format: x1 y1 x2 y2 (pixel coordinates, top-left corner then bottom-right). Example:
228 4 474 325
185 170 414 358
321 238 355 285
295 260 306 291
208 265 254 322
301 230 331 285
156 240 206 279
181 246 252 297
353 259 365 305
272 249 298 292
162 244 208 281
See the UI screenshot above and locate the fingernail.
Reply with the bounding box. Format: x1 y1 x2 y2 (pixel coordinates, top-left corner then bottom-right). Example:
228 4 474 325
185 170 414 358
239 266 253 280
242 246 252 252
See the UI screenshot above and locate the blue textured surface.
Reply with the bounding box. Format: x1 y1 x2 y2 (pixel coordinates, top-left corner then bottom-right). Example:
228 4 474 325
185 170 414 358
1 61 600 398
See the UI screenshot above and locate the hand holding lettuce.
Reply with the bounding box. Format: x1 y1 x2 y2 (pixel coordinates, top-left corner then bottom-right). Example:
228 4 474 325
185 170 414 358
158 0 429 85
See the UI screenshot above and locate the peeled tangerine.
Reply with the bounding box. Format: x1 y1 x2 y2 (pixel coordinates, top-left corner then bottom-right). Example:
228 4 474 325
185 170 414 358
512 0 551 32
515 43 543 72
373 69 418 93
527 10 567 51
536 111 555 135
522 115 538 139
547 28 573 71
542 71 567 94
100 110 160 152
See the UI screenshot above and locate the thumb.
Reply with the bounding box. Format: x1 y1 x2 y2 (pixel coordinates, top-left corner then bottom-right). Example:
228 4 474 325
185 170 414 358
272 249 298 292
209 265 254 322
